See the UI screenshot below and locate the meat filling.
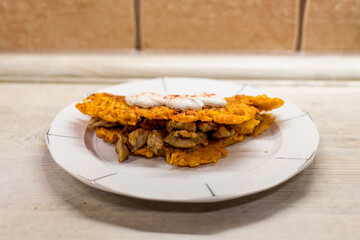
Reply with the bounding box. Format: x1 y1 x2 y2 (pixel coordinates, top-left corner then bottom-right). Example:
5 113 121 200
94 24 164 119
115 135 130 162
98 119 261 162
164 132 197 148
166 120 196 132
173 130 197 139
128 128 150 151
88 117 118 130
164 130 209 148
147 130 164 155
197 121 217 132
212 125 235 139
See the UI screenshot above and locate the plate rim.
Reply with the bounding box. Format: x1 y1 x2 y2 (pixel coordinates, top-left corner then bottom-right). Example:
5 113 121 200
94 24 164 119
45 78 319 203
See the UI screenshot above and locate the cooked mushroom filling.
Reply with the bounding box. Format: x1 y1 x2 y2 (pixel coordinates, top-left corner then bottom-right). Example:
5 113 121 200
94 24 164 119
166 120 196 132
128 128 150 151
147 130 164 155
88 117 246 160
88 117 119 130
115 135 130 162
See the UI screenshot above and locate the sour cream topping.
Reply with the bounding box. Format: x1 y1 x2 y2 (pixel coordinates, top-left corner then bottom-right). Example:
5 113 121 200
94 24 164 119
125 92 227 110
125 92 165 108
198 93 227 107
164 95 204 111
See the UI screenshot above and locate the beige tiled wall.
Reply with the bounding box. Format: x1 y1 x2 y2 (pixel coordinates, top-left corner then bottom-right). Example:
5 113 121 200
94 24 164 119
302 0 360 52
0 0 135 50
140 0 300 51
0 0 359 52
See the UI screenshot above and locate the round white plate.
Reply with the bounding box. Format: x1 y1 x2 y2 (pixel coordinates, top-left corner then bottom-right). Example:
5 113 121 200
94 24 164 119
45 78 319 202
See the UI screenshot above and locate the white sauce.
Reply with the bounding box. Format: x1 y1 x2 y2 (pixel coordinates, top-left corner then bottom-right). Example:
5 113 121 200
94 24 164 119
164 95 204 111
125 92 165 108
198 93 227 107
125 92 227 110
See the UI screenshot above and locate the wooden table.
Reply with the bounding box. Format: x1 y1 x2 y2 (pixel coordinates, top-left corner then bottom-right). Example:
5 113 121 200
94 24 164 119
1 79 360 239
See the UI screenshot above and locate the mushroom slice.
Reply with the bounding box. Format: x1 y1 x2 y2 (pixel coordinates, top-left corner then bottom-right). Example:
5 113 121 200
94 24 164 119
166 120 196 132
88 117 118 130
115 135 130 162
173 130 197 139
197 121 217 132
194 132 209 146
128 128 150 151
212 125 235 139
164 132 197 148
147 130 164 155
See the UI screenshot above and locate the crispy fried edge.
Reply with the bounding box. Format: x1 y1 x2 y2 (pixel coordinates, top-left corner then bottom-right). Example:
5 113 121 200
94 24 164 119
76 93 284 126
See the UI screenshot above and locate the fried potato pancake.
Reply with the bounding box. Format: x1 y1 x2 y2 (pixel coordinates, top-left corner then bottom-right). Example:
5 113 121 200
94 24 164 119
95 127 122 143
78 93 284 167
166 142 229 167
76 93 283 126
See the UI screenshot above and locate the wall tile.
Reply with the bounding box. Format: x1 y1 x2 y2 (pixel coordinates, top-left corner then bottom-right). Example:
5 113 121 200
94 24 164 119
0 0 135 50
141 0 300 51
303 0 360 52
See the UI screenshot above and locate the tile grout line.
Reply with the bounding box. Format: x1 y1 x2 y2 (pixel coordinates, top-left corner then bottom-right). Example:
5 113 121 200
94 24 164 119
296 0 307 51
134 0 142 50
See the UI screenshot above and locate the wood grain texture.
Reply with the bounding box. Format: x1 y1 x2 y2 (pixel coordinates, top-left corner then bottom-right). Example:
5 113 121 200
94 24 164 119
0 0 135 50
141 0 300 51
1 80 360 239
303 0 360 52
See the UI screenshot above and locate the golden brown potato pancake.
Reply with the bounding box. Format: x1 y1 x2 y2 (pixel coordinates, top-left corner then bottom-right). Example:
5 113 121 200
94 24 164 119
76 93 283 167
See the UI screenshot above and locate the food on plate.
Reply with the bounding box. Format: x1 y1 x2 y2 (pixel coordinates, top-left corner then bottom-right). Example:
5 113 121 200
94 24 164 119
76 92 284 167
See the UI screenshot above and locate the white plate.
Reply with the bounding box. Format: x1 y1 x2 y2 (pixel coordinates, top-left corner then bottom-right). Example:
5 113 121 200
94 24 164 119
45 78 319 202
